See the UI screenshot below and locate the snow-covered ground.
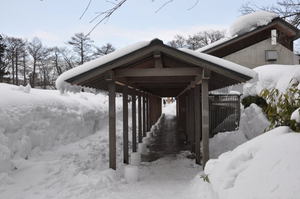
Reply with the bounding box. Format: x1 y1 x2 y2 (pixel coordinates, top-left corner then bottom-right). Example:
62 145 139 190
0 90 201 199
1 62 300 199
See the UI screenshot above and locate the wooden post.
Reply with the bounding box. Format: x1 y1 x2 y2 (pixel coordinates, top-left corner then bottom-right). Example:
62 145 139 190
185 95 189 144
123 86 129 164
189 89 195 153
132 94 137 152
108 80 116 170
194 85 201 165
138 94 142 143
201 78 209 168
143 94 146 137
147 94 151 131
145 95 148 131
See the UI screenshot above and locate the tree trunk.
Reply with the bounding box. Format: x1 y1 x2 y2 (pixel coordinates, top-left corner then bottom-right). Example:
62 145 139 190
15 50 19 85
80 40 84 65
32 59 36 88
23 54 26 86
43 69 46 89
11 57 15 84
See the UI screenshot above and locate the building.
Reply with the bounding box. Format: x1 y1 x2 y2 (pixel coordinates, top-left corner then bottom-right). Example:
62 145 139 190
197 15 300 69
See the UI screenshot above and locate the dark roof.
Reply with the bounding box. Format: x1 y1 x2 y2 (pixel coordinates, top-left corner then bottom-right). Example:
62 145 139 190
199 17 300 57
58 39 256 96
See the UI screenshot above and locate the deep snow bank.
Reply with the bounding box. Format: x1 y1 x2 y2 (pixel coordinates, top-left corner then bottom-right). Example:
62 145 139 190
0 83 123 173
244 64 300 96
209 103 270 159
205 126 300 199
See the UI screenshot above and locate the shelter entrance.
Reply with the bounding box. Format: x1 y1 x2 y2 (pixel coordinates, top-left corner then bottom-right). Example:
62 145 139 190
62 39 254 170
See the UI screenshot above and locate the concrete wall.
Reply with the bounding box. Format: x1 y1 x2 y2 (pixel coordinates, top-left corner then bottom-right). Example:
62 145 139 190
223 38 298 68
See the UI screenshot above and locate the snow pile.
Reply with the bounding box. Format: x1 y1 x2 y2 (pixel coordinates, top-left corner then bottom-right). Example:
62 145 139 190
0 83 125 173
229 11 278 37
209 103 269 158
291 108 300 123
244 65 300 96
205 126 300 199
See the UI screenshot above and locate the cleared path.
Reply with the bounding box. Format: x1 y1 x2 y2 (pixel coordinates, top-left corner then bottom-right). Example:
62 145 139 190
96 114 202 199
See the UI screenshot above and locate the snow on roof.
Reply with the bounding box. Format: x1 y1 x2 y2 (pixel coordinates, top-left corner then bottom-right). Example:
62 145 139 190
196 37 232 53
55 41 151 91
196 11 279 53
243 64 300 96
180 48 257 79
229 11 279 37
56 39 256 93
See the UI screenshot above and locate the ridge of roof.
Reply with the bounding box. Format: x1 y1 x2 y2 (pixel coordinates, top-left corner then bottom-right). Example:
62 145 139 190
196 17 300 54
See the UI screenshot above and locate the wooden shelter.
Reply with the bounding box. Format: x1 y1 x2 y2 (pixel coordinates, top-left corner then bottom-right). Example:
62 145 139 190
58 39 255 169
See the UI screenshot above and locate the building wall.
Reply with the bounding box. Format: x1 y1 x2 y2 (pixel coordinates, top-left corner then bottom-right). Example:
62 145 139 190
223 38 298 68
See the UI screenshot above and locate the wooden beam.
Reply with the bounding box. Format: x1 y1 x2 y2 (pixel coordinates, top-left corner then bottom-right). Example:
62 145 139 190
144 88 184 97
154 51 163 68
177 73 203 97
194 85 201 165
133 82 189 89
108 80 116 170
143 94 146 137
147 94 151 131
115 67 202 78
138 94 142 143
189 89 195 153
201 78 210 168
124 76 194 83
122 86 129 164
132 94 137 152
185 95 189 145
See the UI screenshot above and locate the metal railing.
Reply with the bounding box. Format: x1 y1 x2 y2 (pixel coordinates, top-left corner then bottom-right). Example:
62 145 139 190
209 94 241 137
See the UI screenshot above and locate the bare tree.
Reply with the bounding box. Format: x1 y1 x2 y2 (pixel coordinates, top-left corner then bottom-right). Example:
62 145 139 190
68 33 94 65
4 37 26 85
93 43 115 58
0 35 7 82
168 30 225 50
21 40 29 86
60 47 76 70
38 48 52 89
81 0 200 35
240 0 300 27
168 35 186 49
28 37 43 88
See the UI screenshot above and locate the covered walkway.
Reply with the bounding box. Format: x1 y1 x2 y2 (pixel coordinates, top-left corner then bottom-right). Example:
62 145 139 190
143 114 188 162
56 38 255 169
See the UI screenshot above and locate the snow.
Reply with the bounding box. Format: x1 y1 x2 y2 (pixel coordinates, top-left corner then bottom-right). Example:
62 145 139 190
180 48 256 78
0 83 123 174
1 63 300 198
209 103 269 158
196 11 278 53
57 38 256 93
243 64 300 96
162 100 176 115
196 37 232 53
124 165 139 183
205 126 300 199
55 41 150 91
229 11 279 37
291 108 300 123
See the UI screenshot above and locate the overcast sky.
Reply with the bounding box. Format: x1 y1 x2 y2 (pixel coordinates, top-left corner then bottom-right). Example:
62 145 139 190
1 0 278 48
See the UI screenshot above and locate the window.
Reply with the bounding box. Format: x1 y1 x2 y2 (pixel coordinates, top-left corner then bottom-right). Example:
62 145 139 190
265 50 278 61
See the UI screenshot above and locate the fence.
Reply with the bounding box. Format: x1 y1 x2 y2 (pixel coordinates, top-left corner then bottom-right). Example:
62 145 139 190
209 94 241 137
